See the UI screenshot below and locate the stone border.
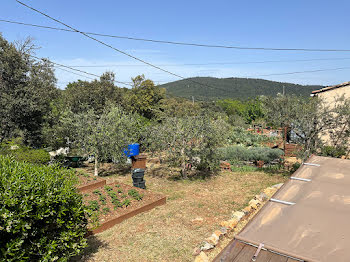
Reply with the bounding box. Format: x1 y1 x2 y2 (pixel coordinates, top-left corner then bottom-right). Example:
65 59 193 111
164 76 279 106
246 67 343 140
193 183 283 262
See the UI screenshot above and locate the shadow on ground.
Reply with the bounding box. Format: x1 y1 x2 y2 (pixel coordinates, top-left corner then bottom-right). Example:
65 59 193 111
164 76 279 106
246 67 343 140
70 235 109 262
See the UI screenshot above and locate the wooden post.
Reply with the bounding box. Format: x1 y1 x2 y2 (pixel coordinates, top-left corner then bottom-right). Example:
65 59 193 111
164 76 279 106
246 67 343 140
283 126 287 169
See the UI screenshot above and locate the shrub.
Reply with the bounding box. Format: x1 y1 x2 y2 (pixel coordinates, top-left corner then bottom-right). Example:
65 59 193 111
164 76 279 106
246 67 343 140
230 165 258 172
218 146 284 164
320 146 346 158
0 140 50 165
228 127 277 147
0 156 88 262
290 162 301 173
249 147 284 163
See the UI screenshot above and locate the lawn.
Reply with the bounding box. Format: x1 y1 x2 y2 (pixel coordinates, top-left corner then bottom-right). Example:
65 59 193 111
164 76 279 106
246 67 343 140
75 164 287 262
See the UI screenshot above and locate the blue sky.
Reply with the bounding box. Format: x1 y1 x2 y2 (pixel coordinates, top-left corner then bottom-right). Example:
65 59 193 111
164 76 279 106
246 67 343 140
1 0 350 88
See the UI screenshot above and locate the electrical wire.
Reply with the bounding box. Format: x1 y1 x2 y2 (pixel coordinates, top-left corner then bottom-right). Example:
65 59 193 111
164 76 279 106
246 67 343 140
54 66 95 80
2 18 350 52
30 55 133 86
8 7 350 92
15 1 229 93
51 57 350 68
244 66 350 78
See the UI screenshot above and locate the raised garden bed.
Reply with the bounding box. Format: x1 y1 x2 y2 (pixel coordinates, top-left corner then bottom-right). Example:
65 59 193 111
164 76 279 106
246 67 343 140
76 172 106 192
82 182 166 234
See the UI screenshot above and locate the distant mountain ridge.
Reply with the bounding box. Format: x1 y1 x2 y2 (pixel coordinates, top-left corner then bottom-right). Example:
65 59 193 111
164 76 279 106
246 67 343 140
159 77 323 100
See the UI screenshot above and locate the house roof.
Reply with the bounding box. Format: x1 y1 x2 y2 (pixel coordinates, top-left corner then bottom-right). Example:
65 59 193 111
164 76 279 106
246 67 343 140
227 155 350 262
312 81 350 94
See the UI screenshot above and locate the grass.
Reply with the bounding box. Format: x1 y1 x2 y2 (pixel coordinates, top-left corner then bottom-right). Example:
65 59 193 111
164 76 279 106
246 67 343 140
76 163 286 262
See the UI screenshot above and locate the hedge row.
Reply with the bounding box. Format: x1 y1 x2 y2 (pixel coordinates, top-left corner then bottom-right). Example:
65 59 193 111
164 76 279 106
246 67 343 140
0 156 88 261
0 142 50 165
218 145 284 163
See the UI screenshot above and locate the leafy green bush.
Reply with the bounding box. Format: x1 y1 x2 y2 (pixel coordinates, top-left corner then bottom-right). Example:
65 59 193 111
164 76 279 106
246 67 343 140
320 146 346 158
228 127 277 147
249 147 284 162
218 146 283 164
0 156 88 262
290 162 301 173
0 140 50 165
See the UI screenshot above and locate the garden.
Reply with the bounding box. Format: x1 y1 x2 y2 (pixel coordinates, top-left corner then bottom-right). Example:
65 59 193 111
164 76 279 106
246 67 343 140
3 34 350 262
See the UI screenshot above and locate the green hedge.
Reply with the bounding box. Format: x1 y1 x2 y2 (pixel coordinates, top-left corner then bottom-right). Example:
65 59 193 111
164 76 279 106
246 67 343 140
228 127 277 147
320 146 346 158
0 156 88 261
0 142 50 165
218 145 284 163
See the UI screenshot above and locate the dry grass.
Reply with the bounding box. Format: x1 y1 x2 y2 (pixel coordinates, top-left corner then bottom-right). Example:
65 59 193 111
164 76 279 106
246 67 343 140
75 163 287 262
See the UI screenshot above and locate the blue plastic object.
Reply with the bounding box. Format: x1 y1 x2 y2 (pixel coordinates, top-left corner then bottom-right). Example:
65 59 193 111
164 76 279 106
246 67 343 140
124 143 140 157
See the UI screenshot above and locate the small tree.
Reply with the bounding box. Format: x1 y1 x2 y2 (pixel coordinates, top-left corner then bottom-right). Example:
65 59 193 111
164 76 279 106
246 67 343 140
72 106 142 176
326 96 350 153
263 94 350 159
145 115 229 178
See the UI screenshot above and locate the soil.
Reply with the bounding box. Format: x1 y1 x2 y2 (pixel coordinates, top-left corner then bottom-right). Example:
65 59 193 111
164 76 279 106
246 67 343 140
76 172 104 187
74 162 287 262
82 182 164 229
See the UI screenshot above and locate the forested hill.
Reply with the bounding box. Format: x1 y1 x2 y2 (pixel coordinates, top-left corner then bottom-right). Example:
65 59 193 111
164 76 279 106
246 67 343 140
159 77 323 100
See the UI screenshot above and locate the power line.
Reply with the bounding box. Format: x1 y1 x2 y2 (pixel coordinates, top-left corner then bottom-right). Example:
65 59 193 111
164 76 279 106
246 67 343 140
3 17 350 52
244 66 350 78
54 66 95 80
29 57 350 90
15 1 229 93
8 7 350 93
54 57 350 68
30 55 133 86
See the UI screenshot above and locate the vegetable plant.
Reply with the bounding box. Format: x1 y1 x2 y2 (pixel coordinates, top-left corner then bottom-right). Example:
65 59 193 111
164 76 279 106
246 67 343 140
104 185 113 192
122 199 131 207
93 189 101 195
128 189 143 201
88 200 100 211
99 194 107 205
102 207 110 215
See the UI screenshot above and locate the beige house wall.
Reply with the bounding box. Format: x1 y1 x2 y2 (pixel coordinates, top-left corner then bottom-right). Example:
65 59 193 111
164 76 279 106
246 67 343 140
314 84 350 146
316 85 350 107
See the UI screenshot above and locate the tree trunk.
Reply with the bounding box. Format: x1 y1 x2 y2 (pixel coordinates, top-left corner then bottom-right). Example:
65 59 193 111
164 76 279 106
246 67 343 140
181 144 187 179
182 161 187 179
94 155 99 176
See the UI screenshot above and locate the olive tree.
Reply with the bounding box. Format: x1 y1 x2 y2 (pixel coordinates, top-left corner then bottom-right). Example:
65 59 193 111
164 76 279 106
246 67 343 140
72 106 143 176
145 115 230 178
323 96 350 154
263 94 350 159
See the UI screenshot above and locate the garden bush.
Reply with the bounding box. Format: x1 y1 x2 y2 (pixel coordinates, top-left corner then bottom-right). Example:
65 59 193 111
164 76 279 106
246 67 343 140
0 140 50 165
228 127 277 147
0 156 88 262
320 146 347 158
218 145 284 163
